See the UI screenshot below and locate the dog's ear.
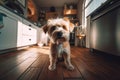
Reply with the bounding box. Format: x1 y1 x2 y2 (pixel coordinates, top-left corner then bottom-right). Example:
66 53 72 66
42 25 48 33
63 17 75 32
69 22 75 32
42 19 53 33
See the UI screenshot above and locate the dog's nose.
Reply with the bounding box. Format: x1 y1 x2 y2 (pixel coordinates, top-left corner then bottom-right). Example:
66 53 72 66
57 32 63 38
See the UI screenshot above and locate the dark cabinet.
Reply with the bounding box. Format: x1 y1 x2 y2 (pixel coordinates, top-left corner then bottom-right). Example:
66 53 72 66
90 1 120 56
69 32 75 45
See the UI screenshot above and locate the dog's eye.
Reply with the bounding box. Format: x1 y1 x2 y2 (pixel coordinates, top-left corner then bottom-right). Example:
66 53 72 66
63 25 67 30
51 26 56 31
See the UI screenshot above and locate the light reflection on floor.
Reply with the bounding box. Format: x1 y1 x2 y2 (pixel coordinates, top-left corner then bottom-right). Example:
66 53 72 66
28 46 50 55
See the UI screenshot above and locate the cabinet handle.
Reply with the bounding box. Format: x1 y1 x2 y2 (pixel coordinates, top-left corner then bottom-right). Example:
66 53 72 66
29 39 31 41
29 28 31 30
29 24 31 26
0 13 7 17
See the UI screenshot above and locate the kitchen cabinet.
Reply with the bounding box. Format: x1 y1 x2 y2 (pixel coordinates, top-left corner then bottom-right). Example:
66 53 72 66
0 15 18 50
0 6 23 50
45 12 58 20
64 9 77 15
0 6 38 51
63 9 78 24
90 1 120 56
21 19 37 46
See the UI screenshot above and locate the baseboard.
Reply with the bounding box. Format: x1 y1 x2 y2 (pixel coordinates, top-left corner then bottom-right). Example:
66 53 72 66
90 48 120 58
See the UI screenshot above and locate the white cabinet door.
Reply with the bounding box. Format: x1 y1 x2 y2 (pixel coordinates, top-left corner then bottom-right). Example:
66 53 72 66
22 19 37 46
29 27 37 44
0 6 38 51
21 23 37 46
17 21 23 47
0 6 23 50
0 16 17 50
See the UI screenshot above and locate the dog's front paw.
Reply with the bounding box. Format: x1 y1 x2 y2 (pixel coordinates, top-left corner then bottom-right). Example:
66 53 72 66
48 65 56 71
67 65 74 71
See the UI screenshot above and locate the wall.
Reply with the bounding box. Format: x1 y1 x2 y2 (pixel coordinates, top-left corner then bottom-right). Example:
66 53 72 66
77 0 84 25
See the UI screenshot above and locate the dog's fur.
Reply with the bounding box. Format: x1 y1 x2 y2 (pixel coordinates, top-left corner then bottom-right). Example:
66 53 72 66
42 18 74 71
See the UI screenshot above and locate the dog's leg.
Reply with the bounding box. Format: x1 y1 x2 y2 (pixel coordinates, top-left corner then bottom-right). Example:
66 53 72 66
63 52 74 70
48 53 57 71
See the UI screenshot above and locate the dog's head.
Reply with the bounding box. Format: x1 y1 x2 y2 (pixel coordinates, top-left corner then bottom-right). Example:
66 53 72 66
42 18 74 44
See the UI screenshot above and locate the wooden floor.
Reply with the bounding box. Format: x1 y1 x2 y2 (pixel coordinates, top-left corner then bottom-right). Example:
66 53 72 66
0 46 120 80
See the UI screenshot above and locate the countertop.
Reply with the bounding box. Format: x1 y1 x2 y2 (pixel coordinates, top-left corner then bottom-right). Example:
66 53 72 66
0 5 38 27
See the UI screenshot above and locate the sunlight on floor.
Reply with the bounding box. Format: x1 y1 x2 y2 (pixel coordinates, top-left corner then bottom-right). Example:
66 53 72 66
15 46 50 72
29 46 50 55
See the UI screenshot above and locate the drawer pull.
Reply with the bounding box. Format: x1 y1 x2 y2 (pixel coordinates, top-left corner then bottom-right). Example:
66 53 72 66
29 39 31 41
29 24 31 26
29 28 31 30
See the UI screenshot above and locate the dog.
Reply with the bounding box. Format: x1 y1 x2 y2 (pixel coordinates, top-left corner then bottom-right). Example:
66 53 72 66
42 18 74 71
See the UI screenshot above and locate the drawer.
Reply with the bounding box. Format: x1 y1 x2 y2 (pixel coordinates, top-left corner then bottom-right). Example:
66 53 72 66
22 19 36 28
30 35 37 44
22 36 31 46
22 24 37 36
22 35 37 46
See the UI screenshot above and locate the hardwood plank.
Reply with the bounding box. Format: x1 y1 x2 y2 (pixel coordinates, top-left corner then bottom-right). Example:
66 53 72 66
71 47 106 80
0 50 27 62
47 62 64 80
0 58 36 80
72 46 120 80
65 79 83 80
37 56 49 80
0 46 120 80
18 55 49 80
0 50 40 77
30 55 49 68
73 58 99 80
18 68 41 80
63 61 83 80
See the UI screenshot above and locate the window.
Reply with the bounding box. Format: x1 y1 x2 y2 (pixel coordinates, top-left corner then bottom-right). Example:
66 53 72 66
85 0 93 8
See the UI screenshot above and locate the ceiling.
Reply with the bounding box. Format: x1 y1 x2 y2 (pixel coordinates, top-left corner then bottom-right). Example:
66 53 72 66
33 0 80 8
